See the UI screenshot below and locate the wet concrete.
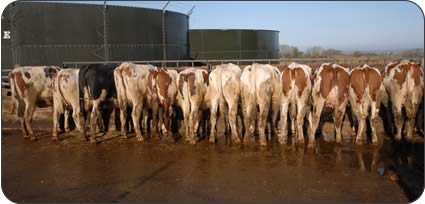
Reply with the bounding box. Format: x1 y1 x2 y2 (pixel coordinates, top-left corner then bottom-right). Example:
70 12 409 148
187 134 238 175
1 95 423 203
2 127 422 203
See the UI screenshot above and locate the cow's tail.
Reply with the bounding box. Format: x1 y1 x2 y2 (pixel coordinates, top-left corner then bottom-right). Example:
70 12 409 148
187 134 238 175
182 75 192 112
8 72 18 115
78 65 89 117
114 64 127 109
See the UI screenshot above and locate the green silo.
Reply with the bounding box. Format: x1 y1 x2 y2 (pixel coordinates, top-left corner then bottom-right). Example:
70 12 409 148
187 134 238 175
190 29 279 60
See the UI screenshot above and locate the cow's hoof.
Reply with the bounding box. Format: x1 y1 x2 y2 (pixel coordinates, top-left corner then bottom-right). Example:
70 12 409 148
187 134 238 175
29 136 37 141
394 136 402 142
89 138 97 143
121 135 128 139
24 135 30 139
52 136 59 141
298 139 305 145
355 139 364 145
80 137 87 142
136 136 144 142
279 141 287 146
189 140 197 145
335 139 342 144
209 138 216 144
65 128 71 133
307 142 316 149
259 141 267 146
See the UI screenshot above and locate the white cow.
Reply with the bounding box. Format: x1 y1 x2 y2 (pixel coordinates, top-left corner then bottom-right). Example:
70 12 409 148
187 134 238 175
240 63 281 145
52 68 84 140
208 63 242 144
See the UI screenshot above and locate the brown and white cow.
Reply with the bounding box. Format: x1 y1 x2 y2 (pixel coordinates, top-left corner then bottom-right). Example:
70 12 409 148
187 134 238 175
240 63 281 145
177 68 209 144
382 60 424 141
52 68 84 140
9 65 60 141
308 63 350 147
348 64 385 145
277 62 312 145
208 63 242 144
146 68 178 141
114 62 156 142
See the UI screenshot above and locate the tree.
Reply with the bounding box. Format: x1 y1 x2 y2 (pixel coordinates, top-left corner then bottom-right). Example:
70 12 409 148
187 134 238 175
280 44 303 58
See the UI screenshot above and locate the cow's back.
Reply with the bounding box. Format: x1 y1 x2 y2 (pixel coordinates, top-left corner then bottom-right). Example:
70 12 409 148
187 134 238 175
314 63 349 106
54 68 79 106
10 66 60 102
79 64 117 100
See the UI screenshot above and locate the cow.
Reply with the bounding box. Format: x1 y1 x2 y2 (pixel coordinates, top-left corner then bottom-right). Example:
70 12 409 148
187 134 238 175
114 62 156 142
9 65 60 141
79 64 118 143
382 60 424 142
208 63 242 144
277 62 312 145
52 68 84 141
308 63 350 148
146 68 178 141
240 63 281 146
176 67 209 144
348 64 385 145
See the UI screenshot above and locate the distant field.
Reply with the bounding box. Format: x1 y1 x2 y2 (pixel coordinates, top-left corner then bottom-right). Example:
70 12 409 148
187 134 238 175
278 56 423 71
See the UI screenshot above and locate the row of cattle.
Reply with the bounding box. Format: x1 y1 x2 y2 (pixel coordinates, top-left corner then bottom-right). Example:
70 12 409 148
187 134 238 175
7 60 424 147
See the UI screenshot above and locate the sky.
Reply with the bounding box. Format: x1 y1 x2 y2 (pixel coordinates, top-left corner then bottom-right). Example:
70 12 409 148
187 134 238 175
60 1 424 51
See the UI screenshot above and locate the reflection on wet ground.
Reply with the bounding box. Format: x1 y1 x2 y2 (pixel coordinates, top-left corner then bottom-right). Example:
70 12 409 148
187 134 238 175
1 129 422 203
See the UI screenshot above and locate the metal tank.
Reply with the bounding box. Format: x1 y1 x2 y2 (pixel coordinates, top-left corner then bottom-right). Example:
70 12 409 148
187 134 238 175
189 29 280 60
1 1 190 70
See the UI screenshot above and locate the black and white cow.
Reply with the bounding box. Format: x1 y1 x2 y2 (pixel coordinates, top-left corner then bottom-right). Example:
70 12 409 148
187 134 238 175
79 64 118 143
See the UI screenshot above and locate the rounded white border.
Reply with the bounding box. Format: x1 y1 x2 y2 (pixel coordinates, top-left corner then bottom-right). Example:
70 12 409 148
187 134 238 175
0 1 423 203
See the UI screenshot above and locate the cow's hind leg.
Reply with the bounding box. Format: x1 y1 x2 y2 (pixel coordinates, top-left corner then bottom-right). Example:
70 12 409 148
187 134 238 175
355 104 368 145
308 97 325 148
163 103 174 142
228 100 241 144
189 103 200 144
181 101 190 142
296 99 307 145
209 99 219 144
52 106 61 141
392 104 403 141
89 103 101 143
64 109 71 132
119 104 128 139
370 102 380 144
334 103 347 144
290 102 297 143
405 102 420 142
132 103 144 142
242 97 255 144
24 98 36 141
258 102 270 146
278 101 289 145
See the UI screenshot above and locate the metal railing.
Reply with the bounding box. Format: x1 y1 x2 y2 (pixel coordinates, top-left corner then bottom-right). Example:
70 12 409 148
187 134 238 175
2 57 421 90
61 58 349 69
